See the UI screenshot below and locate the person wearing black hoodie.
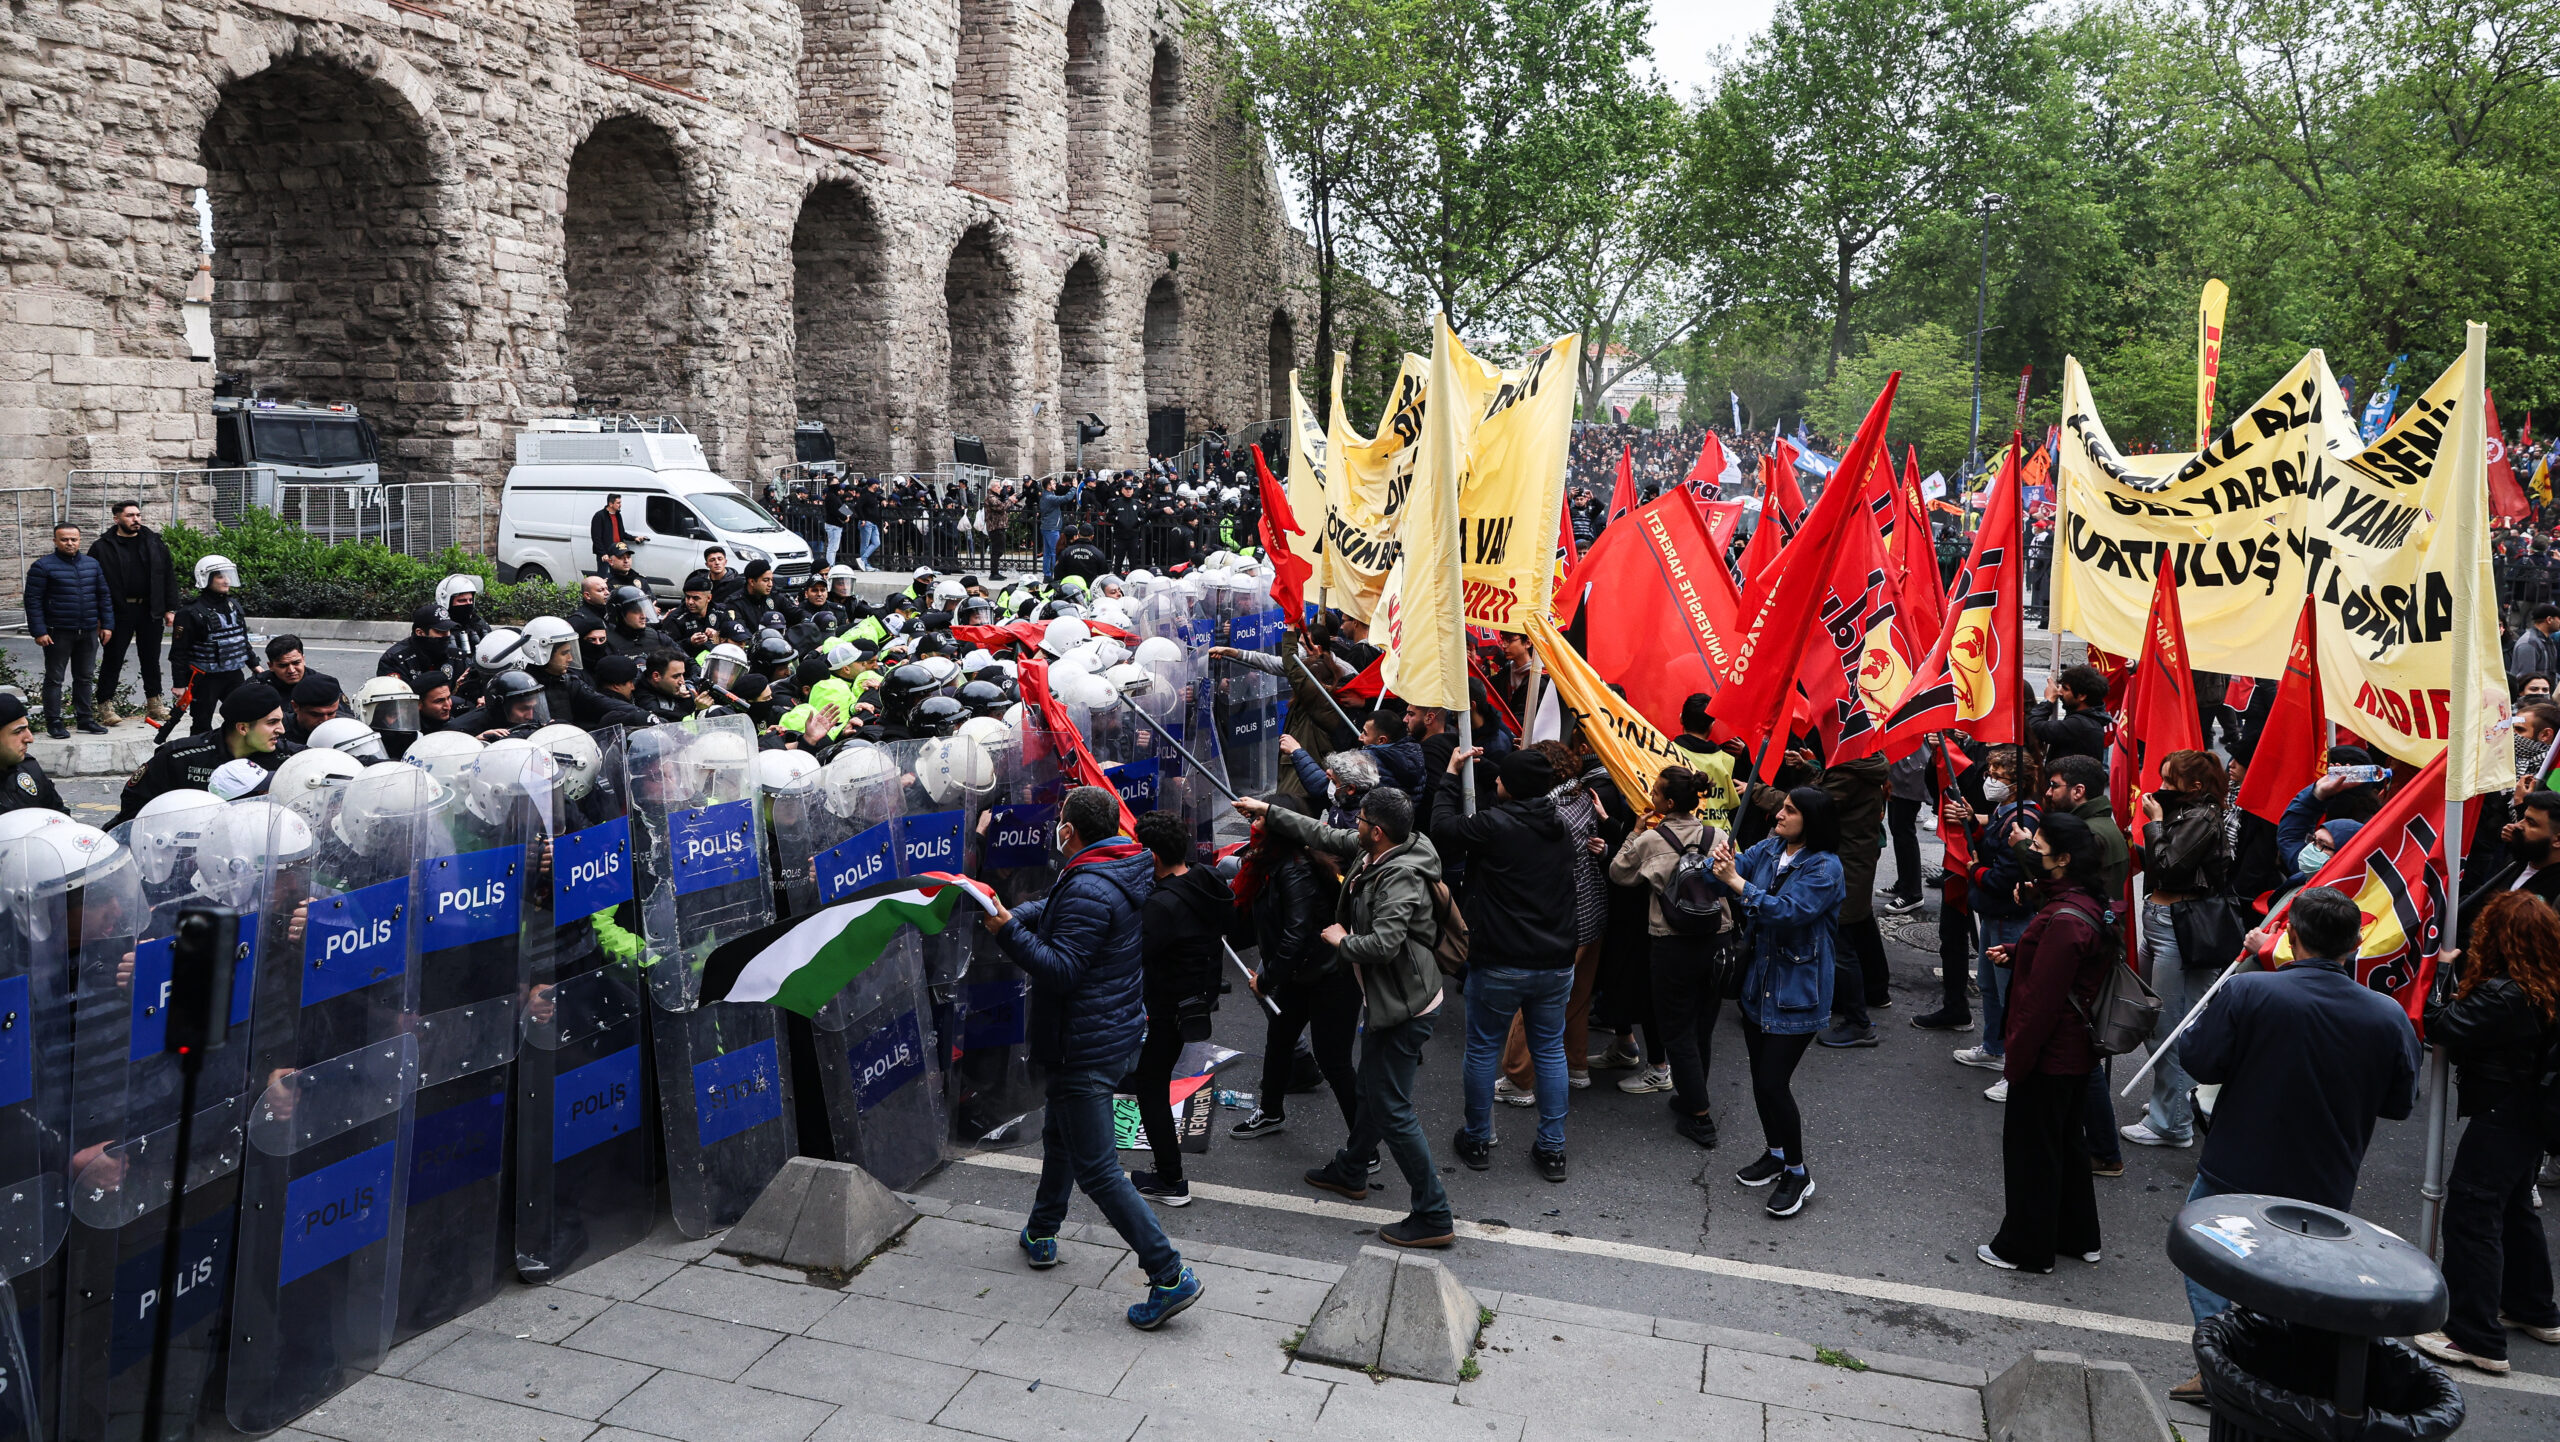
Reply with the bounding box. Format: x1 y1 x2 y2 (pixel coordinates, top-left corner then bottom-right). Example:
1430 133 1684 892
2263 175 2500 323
1230 794 1356 1141
1126 811 1234 1207
1432 747 1579 1181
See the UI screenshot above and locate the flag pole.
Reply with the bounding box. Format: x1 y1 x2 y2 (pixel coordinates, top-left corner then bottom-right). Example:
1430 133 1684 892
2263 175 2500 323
2419 795 2461 1256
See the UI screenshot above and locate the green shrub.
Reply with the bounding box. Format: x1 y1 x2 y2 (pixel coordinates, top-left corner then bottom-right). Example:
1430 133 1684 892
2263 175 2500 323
161 512 566 623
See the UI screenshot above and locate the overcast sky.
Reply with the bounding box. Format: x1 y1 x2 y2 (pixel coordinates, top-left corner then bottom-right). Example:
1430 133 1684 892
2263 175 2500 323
1645 1 1776 101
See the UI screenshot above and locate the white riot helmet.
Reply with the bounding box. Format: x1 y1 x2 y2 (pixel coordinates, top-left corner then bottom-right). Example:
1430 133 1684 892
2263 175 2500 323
1084 636 1130 668
270 746 365 821
354 674 420 736
703 642 749 693
683 726 756 800
435 573 481 613
207 759 270 801
193 798 313 910
527 724 603 801
960 648 996 675
1102 662 1156 699
828 564 858 599
755 750 821 796
0 809 71 845
464 738 559 828
933 578 967 608
522 614 578 667
917 732 997 804
919 655 959 689
129 790 228 887
1090 599 1134 629
1094 573 1125 599
308 716 389 763
472 627 530 675
404 729 486 787
193 553 239 589
334 761 445 851
0 817 135 943
1040 617 1091 656
1133 635 1184 672
820 742 895 819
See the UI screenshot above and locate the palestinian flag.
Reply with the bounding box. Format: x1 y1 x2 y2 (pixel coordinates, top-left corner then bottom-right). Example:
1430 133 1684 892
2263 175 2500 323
703 872 1001 1017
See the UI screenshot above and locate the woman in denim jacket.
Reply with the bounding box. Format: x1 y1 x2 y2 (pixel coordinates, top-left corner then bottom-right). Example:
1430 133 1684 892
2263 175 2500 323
1709 785 1844 1219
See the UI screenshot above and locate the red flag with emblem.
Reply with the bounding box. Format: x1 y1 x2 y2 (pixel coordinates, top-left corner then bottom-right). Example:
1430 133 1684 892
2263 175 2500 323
1893 447 1947 649
2255 753 2448 1031
2487 390 2533 524
1560 487 1747 733
1864 433 2025 760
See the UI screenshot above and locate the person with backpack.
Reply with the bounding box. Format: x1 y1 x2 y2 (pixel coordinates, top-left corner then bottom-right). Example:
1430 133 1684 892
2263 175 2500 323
1609 765 1729 1148
1977 813 2115 1273
1948 746 2043 1094
1708 786 1845 1218
2412 890 2560 1375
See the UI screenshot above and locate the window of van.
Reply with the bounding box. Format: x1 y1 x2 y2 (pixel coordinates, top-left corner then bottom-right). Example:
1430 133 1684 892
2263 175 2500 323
692 493 787 534
249 415 376 466
646 496 703 537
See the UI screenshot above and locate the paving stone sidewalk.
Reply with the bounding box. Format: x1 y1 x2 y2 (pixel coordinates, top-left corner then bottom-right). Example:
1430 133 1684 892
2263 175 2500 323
283 1195 1994 1442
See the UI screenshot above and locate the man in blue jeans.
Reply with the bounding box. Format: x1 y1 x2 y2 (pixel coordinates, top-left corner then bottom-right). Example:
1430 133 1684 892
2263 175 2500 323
986 785 1203 1328
1429 746 1580 1181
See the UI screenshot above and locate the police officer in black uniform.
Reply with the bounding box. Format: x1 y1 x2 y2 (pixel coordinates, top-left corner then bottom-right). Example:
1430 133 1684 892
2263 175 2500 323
110 681 295 826
0 696 65 816
378 606 457 689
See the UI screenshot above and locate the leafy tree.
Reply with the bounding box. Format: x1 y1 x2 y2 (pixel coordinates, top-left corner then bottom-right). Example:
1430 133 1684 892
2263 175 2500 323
1627 396 1660 428
1806 323 1978 468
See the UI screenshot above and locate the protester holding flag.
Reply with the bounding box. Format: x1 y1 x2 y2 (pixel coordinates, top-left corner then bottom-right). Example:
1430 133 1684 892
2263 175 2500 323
2122 750 2233 1151
1948 746 2044 1092
1125 810 1236 1208
1709 787 1845 1219
2413 889 2560 1375
2028 666 2110 763
1227 794 1358 1144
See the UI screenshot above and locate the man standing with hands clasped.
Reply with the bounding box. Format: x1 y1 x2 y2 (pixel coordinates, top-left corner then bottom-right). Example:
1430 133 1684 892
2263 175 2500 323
981 785 1205 1329
24 522 114 739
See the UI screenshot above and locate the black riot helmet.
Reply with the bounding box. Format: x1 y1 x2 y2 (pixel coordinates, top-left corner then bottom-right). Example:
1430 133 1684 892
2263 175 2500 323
909 695 966 738
956 679 1009 718
754 635 799 672
878 662 941 723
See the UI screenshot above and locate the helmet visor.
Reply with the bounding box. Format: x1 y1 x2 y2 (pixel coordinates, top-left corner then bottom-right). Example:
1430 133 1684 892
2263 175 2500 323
366 696 421 735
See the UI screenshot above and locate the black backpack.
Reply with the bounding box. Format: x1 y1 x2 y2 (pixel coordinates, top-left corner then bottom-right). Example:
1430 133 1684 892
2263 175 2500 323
1659 823 1730 936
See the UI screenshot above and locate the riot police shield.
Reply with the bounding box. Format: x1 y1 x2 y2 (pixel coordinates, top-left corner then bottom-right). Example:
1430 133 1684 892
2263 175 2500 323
391 744 548 1339
885 734 983 1060
60 800 257 1441
228 773 428 1435
0 826 82 1442
1210 575 1283 798
627 717 792 1237
515 727 653 1284
947 716 1058 1145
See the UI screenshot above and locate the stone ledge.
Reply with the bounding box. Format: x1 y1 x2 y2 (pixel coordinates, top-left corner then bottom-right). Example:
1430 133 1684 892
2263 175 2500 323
23 715 157 778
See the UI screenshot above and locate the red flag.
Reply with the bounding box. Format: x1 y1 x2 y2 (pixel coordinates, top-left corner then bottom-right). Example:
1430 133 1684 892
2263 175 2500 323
1699 500 1745 551
1710 375 1902 777
1336 652 1384 703
1736 455 1807 586
1555 494 1579 576
2128 559 2205 798
1893 447 1946 649
2224 674 2257 712
2234 601 2326 826
2487 390 2533 523
1559 487 1747 734
1608 445 1638 527
1866 433 2026 759
1250 444 1310 627
2257 752 2449 1031
1938 743 1976 877
1018 658 1142 837
1688 430 1732 485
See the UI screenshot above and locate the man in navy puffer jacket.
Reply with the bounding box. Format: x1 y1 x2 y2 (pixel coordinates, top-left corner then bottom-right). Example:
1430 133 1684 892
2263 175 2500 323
986 784 1202 1329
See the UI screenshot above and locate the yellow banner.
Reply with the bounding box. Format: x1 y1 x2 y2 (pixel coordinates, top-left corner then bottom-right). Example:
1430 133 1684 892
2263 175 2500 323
2196 278 2228 450
1379 316 1497 710
1527 611 1677 804
1283 368 1331 589
1320 352 1426 621
2053 346 2509 781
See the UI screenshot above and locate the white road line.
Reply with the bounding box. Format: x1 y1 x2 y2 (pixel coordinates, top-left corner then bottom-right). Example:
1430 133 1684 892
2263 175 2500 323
951 1153 2560 1401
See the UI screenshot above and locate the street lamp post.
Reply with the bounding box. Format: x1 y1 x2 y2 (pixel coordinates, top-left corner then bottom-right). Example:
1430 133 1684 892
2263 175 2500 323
1967 192 2005 474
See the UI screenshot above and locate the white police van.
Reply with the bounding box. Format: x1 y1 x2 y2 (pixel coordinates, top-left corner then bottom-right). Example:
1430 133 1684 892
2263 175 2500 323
497 417 814 597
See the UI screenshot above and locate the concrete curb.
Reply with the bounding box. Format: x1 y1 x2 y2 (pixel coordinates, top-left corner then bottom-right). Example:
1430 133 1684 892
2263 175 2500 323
1985 1349 2174 1442
1298 1245 1482 1384
719 1157 916 1272
24 716 159 779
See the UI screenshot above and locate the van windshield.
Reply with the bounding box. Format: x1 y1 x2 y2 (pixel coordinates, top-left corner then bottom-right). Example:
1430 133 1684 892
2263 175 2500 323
692 492 785 533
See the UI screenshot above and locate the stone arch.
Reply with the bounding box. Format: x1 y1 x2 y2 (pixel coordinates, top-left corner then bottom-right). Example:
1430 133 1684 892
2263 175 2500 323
1054 255 1109 468
1148 41 1185 250
561 113 702 418
1064 0 1108 213
954 0 1014 196
942 222 1022 470
1143 273 1182 454
792 180 893 473
1267 308 1296 422
197 50 462 476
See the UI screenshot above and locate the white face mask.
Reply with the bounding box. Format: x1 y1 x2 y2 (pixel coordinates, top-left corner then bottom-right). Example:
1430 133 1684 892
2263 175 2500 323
1983 778 2013 805
2295 842 2331 874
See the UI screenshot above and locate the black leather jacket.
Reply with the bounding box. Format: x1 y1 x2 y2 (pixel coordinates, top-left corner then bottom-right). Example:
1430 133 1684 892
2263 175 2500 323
1251 851 1336 989
2424 975 2556 1117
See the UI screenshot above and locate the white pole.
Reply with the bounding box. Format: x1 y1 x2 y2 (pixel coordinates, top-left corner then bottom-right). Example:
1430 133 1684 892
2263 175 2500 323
2416 795 2463 1257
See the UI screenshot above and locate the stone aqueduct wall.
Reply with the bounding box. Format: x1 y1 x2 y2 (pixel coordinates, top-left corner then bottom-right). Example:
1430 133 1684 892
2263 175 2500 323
0 0 1314 514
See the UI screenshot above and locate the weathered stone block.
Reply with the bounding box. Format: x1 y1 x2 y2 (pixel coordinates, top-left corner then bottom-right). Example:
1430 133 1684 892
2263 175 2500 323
718 1155 915 1272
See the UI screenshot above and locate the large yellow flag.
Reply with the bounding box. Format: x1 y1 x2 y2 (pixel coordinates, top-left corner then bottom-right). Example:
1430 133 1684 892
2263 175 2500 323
1322 352 1427 621
1283 369 1331 597
2443 321 2517 800
1526 612 1679 804
1379 316 1496 710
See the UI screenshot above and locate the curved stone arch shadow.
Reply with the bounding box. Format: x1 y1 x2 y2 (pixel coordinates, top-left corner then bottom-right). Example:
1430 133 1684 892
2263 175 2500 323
552 96 726 436
938 212 1032 473
786 164 899 473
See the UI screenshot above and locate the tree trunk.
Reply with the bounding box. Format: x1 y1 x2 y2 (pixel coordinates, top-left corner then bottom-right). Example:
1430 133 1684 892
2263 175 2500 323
1826 238 1856 380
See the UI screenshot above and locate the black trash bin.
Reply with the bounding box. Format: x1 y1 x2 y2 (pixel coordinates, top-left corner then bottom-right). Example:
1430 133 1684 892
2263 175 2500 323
2168 1194 2466 1439
2194 1312 2465 1442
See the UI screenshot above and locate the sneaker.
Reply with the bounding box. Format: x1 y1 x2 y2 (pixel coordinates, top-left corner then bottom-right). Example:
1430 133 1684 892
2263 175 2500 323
1367 1156 1384 1175
1587 1039 1641 1070
45 727 67 741
1817 1022 1878 1048
1735 1151 1787 1187
2502 1313 2560 1344
1984 1078 2009 1102
75 720 106 735
1127 1267 1204 1330
1882 892 1925 915
1765 1169 1814 1217
1568 1069 1590 1090
1494 1077 1537 1108
2120 1121 2193 1150
1532 1147 1567 1183
2078 1250 2102 1264
1975 1242 2026 1272
1019 1230 1060 1269
2091 1157 2125 1178
1230 1109 1286 1139
1303 1162 1369 1201
1452 1129 1492 1171
1379 1216 1455 1249
1618 1063 1674 1094
1675 1112 1719 1149
1952 1045 2004 1071
1130 1169 1191 1207
2411 1331 2508 1374
1910 1009 1976 1032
